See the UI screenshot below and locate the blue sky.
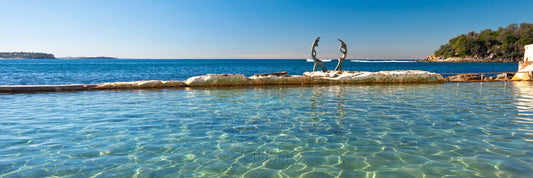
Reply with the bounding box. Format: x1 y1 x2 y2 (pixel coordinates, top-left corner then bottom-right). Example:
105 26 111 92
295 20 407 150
0 0 532 59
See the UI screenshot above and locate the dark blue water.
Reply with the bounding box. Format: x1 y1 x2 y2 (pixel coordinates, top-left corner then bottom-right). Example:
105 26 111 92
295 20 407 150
0 59 518 85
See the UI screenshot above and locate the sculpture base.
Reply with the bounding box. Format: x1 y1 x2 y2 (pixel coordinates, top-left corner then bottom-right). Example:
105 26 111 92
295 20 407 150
186 70 444 86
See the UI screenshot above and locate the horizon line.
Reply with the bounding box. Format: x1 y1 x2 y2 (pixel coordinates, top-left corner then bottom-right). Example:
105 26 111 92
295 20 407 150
54 57 423 60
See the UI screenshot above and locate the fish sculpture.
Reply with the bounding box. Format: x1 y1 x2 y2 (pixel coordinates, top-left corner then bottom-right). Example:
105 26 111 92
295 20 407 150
311 37 347 72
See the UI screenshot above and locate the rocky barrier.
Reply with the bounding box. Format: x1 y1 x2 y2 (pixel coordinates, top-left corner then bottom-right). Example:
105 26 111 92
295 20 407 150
95 80 187 89
444 72 520 82
0 70 445 93
185 70 444 87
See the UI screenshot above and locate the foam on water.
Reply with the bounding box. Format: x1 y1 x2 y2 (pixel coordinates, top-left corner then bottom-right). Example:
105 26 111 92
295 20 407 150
1 82 532 177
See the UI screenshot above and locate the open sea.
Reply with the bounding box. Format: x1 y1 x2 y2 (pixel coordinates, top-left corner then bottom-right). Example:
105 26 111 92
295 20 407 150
1 59 532 177
0 59 519 85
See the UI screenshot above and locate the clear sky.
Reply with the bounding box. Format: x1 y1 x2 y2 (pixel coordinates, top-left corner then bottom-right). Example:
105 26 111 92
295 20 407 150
0 0 532 59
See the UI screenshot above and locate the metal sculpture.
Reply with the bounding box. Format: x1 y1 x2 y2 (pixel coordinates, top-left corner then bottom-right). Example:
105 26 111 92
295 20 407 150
311 37 347 72
311 37 328 72
335 39 347 71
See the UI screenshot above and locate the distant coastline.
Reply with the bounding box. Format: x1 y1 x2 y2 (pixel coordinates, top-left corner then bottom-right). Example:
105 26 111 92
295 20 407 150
58 57 117 59
0 52 55 59
0 52 116 59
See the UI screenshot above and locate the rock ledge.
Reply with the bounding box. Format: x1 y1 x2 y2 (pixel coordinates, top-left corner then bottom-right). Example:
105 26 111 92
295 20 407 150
0 70 445 93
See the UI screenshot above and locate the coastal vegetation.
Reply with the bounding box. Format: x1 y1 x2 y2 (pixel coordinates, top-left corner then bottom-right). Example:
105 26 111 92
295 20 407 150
0 52 117 59
424 22 533 62
0 52 55 59
58 57 117 59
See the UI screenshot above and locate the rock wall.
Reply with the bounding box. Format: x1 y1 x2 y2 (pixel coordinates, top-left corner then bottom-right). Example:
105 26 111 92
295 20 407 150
95 80 187 89
186 70 444 87
0 70 445 93
185 74 249 86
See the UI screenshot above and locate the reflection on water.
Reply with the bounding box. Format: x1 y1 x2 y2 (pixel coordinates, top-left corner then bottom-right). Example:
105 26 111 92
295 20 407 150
0 83 532 177
513 82 533 142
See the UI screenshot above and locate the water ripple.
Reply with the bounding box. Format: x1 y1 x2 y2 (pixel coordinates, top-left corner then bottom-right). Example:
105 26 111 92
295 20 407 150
1 83 532 177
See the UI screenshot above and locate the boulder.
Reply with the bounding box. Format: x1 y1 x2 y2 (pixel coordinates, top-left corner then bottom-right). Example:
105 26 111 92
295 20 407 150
95 80 186 89
372 70 444 82
251 72 288 77
303 71 372 83
185 74 249 86
496 73 515 80
446 73 482 82
303 71 344 78
249 75 317 85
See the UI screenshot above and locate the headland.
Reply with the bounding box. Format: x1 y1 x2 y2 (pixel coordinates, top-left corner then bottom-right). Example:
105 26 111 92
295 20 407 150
0 52 55 59
420 23 533 63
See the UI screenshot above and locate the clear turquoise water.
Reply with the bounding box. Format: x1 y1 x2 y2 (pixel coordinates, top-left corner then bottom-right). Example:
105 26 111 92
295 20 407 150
1 82 532 177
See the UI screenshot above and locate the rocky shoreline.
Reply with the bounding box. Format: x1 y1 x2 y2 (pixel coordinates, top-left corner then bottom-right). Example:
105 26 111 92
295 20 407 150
445 73 515 82
419 54 519 63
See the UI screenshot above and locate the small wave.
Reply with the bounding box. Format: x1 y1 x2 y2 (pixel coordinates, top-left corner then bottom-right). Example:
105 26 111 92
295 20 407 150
306 59 334 62
350 60 415 63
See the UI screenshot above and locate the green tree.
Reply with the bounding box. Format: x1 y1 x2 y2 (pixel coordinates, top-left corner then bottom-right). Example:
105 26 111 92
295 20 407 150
433 22 533 62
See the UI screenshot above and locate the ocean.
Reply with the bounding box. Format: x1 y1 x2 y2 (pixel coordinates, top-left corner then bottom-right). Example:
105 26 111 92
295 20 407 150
0 59 518 85
0 59 532 177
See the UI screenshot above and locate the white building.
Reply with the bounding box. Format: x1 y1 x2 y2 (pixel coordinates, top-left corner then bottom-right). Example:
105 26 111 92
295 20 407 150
512 44 533 80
